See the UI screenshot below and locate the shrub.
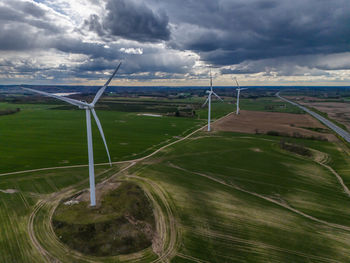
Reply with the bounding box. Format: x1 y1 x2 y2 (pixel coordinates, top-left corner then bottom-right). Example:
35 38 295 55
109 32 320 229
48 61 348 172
279 140 312 157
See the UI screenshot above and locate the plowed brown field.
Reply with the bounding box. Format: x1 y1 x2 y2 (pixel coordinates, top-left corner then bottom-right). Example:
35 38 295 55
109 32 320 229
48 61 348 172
212 110 337 141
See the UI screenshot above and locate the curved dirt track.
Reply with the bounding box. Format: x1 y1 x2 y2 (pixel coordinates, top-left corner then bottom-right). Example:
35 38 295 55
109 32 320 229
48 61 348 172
127 175 180 263
320 162 350 198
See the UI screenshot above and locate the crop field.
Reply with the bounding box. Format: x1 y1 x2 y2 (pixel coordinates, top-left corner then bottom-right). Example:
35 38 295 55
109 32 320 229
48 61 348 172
0 99 233 174
300 101 350 131
2 94 350 262
0 96 232 262
212 109 336 141
129 132 350 262
240 97 304 114
0 164 124 263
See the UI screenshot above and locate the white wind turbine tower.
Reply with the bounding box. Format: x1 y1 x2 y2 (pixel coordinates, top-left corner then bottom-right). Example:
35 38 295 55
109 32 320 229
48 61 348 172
234 77 247 115
23 62 122 207
202 69 223 131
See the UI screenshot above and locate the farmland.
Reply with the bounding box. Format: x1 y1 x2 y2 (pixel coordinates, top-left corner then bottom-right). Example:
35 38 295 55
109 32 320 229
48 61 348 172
130 132 350 262
0 98 232 174
212 110 336 141
1 92 350 262
240 97 304 114
0 93 233 262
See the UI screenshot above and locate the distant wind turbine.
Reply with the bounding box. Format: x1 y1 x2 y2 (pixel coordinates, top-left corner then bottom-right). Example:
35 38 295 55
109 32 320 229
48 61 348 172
202 69 223 131
23 62 122 207
234 77 247 115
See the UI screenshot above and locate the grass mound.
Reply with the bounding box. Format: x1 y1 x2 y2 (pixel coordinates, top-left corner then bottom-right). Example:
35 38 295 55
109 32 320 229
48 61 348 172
52 182 155 257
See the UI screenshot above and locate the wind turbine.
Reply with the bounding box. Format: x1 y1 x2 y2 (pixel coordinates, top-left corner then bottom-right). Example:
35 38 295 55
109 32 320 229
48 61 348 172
202 69 223 131
22 62 122 207
234 77 247 115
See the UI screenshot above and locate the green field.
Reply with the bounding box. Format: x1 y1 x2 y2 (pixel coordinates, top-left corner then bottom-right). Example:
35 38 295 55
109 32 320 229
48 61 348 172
0 100 232 173
240 97 304 114
130 132 350 262
0 97 232 262
0 164 124 263
1 95 350 262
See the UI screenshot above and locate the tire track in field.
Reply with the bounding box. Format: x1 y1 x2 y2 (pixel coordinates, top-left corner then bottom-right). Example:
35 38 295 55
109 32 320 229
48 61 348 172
319 162 350 198
28 200 56 263
184 226 340 263
169 163 350 232
176 253 210 263
27 165 129 263
127 175 180 263
287 146 350 201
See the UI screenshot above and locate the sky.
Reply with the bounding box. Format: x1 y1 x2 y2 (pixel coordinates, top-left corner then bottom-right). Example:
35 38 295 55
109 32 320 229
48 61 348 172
0 0 350 86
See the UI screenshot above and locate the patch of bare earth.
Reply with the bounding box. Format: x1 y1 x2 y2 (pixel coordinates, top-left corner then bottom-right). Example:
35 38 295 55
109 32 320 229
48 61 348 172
298 101 350 131
251 148 262 152
285 96 326 102
73 181 121 207
211 110 337 141
0 189 19 194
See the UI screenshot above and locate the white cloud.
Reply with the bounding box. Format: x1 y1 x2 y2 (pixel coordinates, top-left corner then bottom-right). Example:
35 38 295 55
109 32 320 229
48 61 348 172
120 47 143 55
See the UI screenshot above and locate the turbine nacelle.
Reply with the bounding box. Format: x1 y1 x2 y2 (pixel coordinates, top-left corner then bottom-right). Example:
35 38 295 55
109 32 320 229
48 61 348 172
80 103 95 110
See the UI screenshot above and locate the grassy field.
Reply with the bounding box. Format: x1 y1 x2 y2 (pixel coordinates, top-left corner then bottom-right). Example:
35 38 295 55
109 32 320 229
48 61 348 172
2 128 350 262
0 100 233 173
0 164 124 263
241 97 304 114
2 94 350 262
128 132 350 262
0 96 232 262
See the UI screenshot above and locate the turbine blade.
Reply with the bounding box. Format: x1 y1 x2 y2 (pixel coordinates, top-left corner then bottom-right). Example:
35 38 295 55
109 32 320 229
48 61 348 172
210 69 213 91
91 108 112 166
92 62 122 105
23 87 88 107
213 92 223 101
202 96 209 107
234 77 240 88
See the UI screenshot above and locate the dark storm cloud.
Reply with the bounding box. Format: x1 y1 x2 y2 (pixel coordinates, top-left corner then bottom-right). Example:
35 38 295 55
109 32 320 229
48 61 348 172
220 52 350 77
85 0 170 42
2 0 350 83
75 45 195 76
160 0 350 68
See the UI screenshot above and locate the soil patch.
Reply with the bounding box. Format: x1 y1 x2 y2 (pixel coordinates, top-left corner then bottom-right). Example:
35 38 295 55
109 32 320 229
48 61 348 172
212 110 337 141
0 189 19 194
73 181 121 207
298 101 350 131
